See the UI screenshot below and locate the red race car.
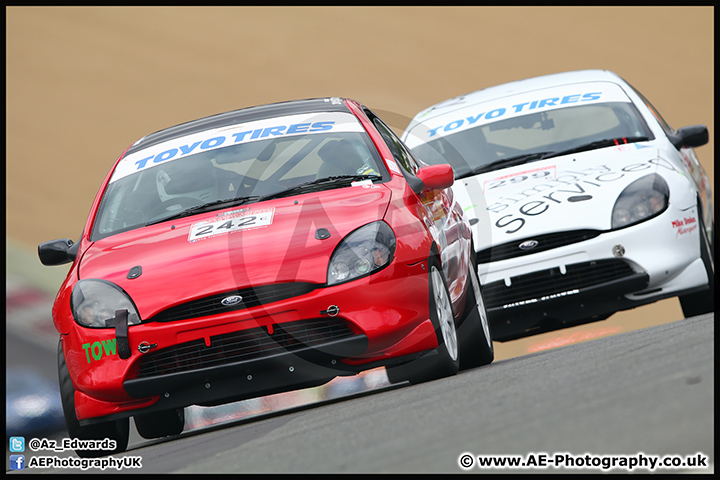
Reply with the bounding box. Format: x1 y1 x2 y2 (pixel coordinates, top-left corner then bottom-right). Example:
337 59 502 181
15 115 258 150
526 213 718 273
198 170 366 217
39 98 494 456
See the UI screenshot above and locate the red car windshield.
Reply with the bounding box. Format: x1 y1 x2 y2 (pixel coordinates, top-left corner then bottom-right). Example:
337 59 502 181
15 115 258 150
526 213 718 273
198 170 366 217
92 129 385 240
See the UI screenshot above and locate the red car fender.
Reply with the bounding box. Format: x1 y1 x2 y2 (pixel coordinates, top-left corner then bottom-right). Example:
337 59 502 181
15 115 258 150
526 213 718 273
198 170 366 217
52 269 77 336
347 97 473 319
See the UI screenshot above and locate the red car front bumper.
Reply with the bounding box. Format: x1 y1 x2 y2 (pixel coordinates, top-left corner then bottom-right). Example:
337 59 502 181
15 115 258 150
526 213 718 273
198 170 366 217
63 258 438 424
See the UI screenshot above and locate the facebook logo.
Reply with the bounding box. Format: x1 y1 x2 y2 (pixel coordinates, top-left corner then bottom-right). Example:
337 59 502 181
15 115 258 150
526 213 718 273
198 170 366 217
9 455 25 470
9 436 25 452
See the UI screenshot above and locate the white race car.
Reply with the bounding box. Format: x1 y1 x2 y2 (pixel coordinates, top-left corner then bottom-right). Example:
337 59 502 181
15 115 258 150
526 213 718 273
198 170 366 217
402 70 713 341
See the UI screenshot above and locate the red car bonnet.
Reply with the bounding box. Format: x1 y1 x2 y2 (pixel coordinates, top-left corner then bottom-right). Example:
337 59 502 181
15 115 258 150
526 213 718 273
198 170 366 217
77 185 392 321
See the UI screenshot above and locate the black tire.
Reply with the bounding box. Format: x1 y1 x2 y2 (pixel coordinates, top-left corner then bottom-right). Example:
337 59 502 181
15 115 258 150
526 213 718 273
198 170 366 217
134 408 185 439
457 259 494 370
58 340 130 458
386 257 460 384
679 210 714 317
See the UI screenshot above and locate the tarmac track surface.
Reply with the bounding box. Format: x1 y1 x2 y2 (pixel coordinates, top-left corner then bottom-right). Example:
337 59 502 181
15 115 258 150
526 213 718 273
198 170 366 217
17 314 713 474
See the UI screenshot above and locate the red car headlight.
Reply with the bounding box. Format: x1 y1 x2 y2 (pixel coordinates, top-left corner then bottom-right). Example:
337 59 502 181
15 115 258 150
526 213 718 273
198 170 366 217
71 280 141 328
327 221 396 286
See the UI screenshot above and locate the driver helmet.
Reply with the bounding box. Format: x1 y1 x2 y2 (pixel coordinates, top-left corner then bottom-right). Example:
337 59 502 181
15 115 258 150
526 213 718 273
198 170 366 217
155 157 218 203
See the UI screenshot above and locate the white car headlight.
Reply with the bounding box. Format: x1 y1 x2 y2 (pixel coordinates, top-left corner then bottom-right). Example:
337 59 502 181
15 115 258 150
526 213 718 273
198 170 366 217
71 280 141 328
611 174 669 229
327 221 396 286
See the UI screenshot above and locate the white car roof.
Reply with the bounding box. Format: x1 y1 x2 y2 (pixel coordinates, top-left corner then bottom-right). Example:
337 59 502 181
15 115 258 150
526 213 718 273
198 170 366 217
410 69 628 124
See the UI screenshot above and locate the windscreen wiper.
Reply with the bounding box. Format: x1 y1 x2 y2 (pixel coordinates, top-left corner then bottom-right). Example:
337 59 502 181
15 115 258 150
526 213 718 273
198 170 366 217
260 174 382 201
456 152 553 179
146 175 382 226
145 195 262 225
539 136 650 160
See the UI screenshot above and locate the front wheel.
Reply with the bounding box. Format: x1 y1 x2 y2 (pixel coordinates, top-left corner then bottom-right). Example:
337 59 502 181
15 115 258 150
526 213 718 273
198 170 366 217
57 341 129 458
386 258 460 384
458 262 494 370
679 211 714 317
134 408 185 439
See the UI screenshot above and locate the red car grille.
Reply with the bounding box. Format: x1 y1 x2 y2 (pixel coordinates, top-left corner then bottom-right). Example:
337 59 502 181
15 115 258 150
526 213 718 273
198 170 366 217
482 259 637 310
149 283 317 323
135 318 354 378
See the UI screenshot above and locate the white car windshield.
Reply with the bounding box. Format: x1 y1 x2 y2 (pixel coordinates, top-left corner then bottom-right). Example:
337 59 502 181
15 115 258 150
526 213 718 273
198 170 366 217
409 102 654 179
92 130 384 240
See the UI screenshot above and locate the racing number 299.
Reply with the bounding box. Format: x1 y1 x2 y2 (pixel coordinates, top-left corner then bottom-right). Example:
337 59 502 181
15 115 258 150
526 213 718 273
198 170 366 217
486 170 554 190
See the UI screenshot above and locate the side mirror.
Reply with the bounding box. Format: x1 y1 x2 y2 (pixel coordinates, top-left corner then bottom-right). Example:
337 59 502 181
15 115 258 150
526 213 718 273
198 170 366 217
38 238 79 266
417 164 454 191
673 125 708 149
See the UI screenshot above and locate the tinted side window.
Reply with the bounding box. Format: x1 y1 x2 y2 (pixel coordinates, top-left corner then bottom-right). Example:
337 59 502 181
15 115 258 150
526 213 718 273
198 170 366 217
631 85 674 134
371 116 419 175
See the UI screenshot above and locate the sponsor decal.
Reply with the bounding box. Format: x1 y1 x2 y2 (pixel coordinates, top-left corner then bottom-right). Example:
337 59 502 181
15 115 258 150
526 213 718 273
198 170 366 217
356 164 377 175
111 112 365 183
352 164 380 188
479 157 678 235
385 158 402 175
82 338 117 363
188 207 275 242
403 83 632 147
424 92 604 138
672 216 697 237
